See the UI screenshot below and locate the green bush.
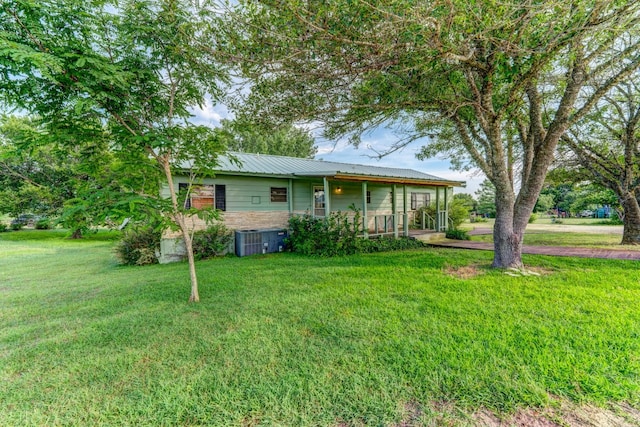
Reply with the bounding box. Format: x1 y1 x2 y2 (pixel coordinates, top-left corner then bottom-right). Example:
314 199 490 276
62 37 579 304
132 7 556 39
286 210 361 256
192 223 234 260
35 218 51 229
528 213 538 223
10 222 23 231
356 236 425 253
287 209 428 256
114 227 161 266
415 198 470 229
446 228 470 240
0 223 7 232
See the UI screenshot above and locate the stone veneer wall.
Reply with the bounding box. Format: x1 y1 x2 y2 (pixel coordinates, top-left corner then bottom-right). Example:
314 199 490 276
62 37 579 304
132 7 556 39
162 210 294 239
159 208 409 263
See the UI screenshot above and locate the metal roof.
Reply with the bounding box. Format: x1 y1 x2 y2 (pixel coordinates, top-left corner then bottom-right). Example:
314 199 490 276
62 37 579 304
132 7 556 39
206 152 464 186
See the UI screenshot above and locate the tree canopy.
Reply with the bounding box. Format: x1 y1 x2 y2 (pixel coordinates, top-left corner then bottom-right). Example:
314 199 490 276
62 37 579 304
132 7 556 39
217 119 317 158
1 0 230 301
226 0 640 267
560 74 640 244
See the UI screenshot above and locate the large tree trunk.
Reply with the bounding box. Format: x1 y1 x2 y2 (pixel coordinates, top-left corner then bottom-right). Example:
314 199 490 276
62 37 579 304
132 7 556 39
492 189 525 268
620 193 640 245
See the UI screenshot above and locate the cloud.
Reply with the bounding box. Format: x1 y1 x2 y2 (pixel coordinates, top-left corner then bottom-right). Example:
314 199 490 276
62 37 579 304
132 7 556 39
188 99 229 126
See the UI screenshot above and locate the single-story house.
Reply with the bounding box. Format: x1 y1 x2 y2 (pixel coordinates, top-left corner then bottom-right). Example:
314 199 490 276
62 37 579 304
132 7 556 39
160 152 465 262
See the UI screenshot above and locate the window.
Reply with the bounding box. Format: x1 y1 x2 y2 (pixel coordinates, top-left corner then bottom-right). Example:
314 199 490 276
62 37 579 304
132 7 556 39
411 192 431 210
313 186 325 217
179 183 225 211
271 187 288 202
366 191 371 204
215 185 226 211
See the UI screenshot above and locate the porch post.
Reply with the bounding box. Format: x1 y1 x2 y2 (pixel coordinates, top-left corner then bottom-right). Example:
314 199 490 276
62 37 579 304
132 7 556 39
323 177 330 217
288 178 293 216
392 184 398 238
403 185 408 237
444 186 449 230
435 186 441 231
362 181 368 238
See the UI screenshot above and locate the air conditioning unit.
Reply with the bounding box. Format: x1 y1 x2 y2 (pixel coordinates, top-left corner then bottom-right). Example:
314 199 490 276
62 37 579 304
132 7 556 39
235 228 288 257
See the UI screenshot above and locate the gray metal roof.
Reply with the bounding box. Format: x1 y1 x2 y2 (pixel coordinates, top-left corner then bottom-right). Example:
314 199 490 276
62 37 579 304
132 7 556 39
210 152 464 186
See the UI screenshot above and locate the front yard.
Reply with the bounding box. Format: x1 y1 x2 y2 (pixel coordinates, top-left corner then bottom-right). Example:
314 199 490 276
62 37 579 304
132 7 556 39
1 230 639 425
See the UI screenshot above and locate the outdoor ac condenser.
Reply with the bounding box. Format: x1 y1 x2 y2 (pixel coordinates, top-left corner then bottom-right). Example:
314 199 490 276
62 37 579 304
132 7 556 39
235 229 288 257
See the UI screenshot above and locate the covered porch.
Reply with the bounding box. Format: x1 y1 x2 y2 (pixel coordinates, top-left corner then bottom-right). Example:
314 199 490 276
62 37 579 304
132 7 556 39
301 172 461 239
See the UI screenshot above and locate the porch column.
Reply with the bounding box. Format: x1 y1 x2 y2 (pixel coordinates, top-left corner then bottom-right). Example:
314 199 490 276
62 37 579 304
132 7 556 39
392 184 398 238
362 181 368 238
435 187 441 231
288 178 293 215
444 186 449 230
323 177 331 217
403 185 408 237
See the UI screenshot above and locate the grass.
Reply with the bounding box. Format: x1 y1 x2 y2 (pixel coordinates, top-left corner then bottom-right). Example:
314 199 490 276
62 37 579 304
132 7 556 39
1 230 639 425
470 231 640 250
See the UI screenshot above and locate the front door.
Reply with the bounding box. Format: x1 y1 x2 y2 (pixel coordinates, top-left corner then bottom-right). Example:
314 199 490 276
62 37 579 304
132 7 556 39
313 186 325 217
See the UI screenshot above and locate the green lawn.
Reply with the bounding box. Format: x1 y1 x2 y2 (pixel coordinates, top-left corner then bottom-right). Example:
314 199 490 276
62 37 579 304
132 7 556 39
470 231 640 250
1 230 639 425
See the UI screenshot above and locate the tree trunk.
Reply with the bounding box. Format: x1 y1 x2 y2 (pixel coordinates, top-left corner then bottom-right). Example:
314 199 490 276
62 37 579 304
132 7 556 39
620 193 640 245
492 203 524 268
178 217 200 302
70 228 82 239
159 154 200 302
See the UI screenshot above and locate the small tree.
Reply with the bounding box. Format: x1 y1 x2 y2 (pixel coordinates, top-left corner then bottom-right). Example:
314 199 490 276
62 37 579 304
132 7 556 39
1 0 229 302
475 180 497 218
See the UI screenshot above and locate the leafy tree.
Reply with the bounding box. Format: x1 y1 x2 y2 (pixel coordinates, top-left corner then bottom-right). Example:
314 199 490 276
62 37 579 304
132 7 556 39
453 193 477 213
447 198 471 229
540 181 577 215
534 194 555 214
226 0 640 268
0 116 73 217
560 76 640 244
218 119 317 158
1 0 229 302
0 115 120 237
570 184 618 216
475 180 496 218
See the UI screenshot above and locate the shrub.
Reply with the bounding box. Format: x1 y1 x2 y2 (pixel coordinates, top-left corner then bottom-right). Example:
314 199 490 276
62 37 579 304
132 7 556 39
356 236 425 253
446 228 470 240
192 223 234 260
35 218 51 229
286 209 361 256
528 213 538 223
0 223 7 232
10 222 23 231
114 227 161 266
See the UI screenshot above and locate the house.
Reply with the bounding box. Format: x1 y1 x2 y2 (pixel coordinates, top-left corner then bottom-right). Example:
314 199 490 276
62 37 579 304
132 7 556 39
159 152 465 262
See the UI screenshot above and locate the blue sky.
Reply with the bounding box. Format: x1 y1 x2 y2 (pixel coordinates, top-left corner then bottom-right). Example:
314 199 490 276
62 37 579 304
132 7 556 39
190 100 484 195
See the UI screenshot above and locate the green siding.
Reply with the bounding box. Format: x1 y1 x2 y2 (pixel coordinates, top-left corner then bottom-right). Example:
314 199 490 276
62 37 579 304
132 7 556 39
169 175 449 214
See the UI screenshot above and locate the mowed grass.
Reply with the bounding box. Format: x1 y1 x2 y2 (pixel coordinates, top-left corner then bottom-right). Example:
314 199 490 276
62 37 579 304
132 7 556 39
471 230 640 250
1 231 639 425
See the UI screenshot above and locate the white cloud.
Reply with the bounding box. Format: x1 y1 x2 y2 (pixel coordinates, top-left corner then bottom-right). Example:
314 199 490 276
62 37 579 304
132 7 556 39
188 98 229 126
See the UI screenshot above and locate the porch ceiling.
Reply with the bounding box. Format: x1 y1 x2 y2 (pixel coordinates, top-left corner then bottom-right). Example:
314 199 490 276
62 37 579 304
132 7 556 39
295 172 465 187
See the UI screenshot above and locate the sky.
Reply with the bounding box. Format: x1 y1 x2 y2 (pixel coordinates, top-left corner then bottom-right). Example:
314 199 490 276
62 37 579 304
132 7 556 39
190 100 485 195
